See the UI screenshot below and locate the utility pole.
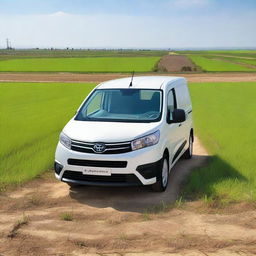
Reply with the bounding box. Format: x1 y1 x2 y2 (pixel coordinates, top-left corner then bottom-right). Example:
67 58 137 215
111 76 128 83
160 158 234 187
6 38 9 49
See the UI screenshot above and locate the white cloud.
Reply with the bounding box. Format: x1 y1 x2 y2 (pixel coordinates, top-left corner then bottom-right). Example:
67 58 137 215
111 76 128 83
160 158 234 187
49 11 69 17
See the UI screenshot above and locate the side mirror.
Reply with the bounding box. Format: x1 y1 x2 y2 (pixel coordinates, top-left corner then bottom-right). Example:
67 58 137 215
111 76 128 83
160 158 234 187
173 109 186 123
167 109 186 124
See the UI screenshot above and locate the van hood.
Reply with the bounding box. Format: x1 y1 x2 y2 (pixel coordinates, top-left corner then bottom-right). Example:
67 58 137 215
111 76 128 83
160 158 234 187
63 119 161 143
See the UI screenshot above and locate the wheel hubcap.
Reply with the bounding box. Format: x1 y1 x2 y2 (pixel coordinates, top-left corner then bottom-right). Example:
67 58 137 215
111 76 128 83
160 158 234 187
162 159 168 187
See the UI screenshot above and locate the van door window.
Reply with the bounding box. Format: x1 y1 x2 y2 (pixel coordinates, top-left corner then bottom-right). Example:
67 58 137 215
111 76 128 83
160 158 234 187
167 89 177 121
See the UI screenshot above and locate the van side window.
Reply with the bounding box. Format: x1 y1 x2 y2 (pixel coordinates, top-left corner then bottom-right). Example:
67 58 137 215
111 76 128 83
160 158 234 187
167 89 177 121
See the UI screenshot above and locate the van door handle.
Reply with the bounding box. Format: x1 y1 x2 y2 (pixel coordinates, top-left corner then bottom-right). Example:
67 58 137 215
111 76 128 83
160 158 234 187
179 123 182 127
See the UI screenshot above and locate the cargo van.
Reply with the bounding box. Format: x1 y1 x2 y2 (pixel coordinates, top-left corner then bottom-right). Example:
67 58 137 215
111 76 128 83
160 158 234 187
54 76 193 192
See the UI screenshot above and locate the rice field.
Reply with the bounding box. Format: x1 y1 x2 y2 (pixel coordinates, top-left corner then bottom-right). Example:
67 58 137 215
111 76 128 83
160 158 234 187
0 49 168 59
186 82 256 202
0 82 96 188
215 57 256 66
177 50 256 72
1 81 256 203
1 49 256 73
178 49 256 58
188 55 256 72
0 57 161 72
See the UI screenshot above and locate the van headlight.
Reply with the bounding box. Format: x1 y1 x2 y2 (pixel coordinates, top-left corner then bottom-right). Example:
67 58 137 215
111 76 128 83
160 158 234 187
131 130 160 151
60 132 71 149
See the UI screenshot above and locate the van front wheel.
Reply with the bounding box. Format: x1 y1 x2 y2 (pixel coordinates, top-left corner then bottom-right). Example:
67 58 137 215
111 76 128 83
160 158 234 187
151 156 169 192
66 182 80 188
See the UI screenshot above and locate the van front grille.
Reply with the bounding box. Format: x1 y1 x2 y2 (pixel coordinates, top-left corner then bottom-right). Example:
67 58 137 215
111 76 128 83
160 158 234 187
62 171 141 184
67 159 127 168
71 140 132 154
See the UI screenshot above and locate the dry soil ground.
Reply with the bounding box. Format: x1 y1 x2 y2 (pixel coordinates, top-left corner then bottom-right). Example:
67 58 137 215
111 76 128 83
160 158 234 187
157 55 197 72
0 72 256 83
1 138 256 256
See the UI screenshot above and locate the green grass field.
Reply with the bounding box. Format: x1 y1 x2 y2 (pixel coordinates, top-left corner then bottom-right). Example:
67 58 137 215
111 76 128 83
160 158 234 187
179 50 256 72
1 49 256 73
0 49 168 59
186 82 256 202
1 81 256 203
188 55 256 72
213 56 256 67
0 82 96 188
195 54 256 68
178 49 256 58
0 57 160 72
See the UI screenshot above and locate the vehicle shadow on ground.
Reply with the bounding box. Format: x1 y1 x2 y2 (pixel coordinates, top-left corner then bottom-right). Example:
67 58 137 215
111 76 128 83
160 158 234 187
184 155 247 198
69 154 211 213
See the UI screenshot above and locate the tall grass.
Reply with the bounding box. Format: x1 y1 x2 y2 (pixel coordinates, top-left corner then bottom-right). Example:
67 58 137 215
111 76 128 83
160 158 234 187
0 57 160 72
186 82 256 201
0 82 96 188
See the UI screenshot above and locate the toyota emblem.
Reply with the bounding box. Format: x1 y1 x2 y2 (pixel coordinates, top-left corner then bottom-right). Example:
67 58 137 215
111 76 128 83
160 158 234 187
93 143 106 153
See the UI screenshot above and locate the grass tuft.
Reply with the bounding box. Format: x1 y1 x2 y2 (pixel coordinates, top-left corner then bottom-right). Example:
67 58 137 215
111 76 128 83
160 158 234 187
142 212 152 221
60 212 73 221
118 233 128 241
8 213 29 238
144 200 172 214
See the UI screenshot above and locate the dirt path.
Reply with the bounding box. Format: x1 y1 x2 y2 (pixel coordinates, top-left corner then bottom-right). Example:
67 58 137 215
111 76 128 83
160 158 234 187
1 138 256 255
157 55 197 72
0 72 256 83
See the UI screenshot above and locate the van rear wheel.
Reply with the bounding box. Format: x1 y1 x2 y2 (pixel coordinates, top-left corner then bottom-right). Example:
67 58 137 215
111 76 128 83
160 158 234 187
183 134 193 159
151 156 169 192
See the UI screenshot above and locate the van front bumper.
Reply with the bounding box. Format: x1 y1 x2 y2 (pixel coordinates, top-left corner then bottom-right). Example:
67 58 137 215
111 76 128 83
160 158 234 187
54 142 163 186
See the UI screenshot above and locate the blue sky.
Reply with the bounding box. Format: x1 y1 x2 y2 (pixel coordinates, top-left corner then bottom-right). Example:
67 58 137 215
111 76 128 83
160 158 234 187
0 0 256 49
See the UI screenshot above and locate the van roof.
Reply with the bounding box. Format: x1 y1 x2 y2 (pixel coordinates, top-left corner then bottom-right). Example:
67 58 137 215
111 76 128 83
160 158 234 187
97 76 186 90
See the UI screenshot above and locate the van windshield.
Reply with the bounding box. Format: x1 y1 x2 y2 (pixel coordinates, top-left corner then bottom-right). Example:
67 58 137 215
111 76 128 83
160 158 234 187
75 89 162 123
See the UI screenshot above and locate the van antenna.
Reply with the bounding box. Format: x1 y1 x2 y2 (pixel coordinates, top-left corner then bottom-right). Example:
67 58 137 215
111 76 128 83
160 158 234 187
129 71 135 87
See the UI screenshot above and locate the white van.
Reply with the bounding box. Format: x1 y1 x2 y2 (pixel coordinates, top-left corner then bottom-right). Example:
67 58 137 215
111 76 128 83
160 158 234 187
54 76 193 192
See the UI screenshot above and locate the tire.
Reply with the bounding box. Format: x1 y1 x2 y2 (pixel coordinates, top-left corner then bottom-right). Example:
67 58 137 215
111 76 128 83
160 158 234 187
66 182 79 188
151 156 169 192
183 133 193 159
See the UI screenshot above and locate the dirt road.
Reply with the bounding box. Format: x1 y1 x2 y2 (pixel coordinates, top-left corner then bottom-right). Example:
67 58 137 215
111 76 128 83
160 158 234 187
1 138 256 255
0 72 256 83
157 55 197 72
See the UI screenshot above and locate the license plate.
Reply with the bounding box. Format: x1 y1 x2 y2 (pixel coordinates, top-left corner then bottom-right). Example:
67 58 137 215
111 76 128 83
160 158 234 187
83 169 111 176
